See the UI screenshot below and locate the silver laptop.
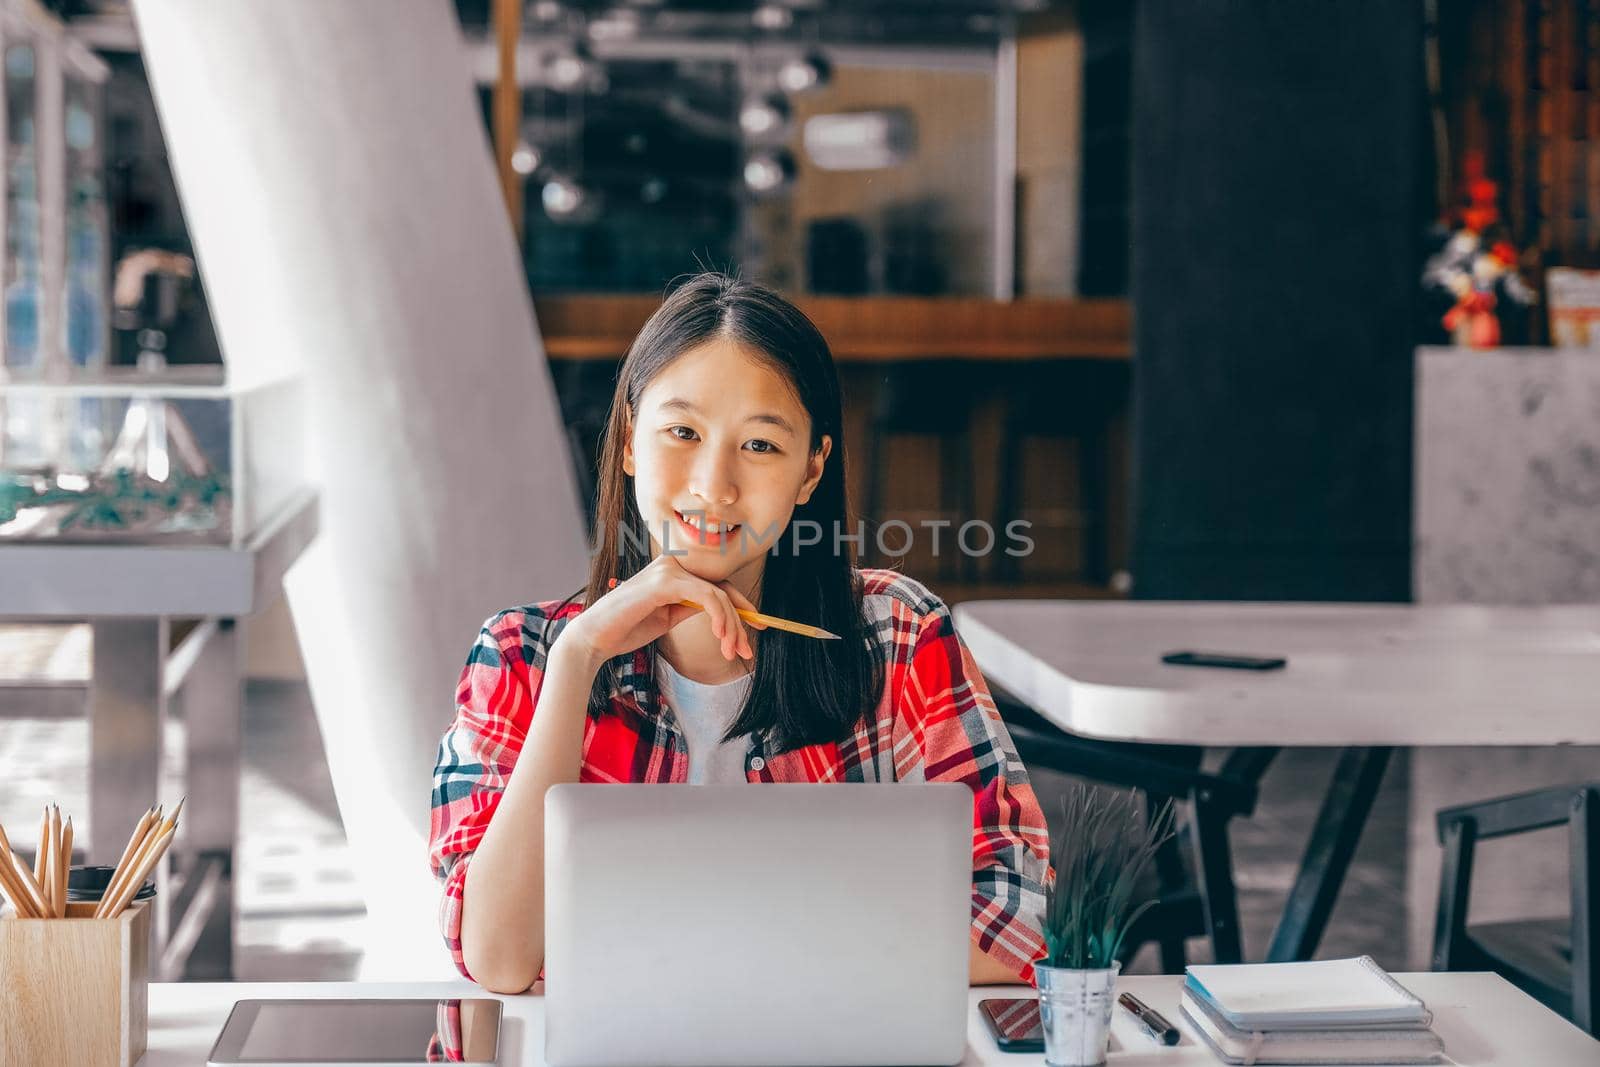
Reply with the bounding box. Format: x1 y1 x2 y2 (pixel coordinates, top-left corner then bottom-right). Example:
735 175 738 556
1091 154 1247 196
543 783 972 1067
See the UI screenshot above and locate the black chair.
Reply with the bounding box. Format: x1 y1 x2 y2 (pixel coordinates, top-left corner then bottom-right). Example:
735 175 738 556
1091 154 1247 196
1433 782 1600 1036
860 362 980 583
995 689 1276 968
990 360 1127 586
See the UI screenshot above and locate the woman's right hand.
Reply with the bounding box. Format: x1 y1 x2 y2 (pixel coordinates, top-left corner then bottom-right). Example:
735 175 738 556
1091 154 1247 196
559 554 764 670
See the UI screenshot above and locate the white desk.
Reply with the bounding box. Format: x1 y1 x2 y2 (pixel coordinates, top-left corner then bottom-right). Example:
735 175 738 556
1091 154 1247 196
140 973 1598 1065
0 491 319 980
951 600 1600 964
953 601 1600 748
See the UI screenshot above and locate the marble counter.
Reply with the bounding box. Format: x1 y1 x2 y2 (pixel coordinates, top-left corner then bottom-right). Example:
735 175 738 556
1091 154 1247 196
1414 345 1600 603
1407 344 1600 969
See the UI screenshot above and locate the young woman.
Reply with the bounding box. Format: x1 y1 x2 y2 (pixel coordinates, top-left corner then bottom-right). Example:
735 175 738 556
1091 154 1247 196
429 273 1049 994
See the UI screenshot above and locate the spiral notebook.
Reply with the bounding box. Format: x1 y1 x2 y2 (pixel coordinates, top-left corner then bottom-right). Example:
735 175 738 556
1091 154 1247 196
1184 956 1432 1031
1179 989 1444 1066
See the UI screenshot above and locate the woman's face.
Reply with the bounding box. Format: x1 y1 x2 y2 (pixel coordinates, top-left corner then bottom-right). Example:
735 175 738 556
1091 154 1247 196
623 337 831 591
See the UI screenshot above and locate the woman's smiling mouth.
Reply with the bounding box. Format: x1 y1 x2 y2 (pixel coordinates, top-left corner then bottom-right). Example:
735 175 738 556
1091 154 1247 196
673 509 741 547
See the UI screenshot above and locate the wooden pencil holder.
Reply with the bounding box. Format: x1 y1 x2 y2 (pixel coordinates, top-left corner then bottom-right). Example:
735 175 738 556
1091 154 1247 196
0 900 150 1067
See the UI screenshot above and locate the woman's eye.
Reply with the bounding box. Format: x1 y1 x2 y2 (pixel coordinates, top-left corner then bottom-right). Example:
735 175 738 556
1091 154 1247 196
745 439 779 455
667 426 699 441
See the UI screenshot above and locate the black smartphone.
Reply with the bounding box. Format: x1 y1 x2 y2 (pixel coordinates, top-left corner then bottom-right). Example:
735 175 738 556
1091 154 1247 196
1161 650 1288 671
978 998 1044 1053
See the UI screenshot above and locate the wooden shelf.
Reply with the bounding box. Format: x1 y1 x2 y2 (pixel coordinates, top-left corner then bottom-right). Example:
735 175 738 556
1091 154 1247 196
533 295 1132 362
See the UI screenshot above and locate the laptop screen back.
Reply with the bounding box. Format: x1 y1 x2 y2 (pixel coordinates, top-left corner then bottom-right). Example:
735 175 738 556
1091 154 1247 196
542 783 972 1067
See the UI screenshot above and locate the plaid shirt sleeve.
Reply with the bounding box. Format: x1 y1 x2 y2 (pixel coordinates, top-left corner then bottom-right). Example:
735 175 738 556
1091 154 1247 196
894 598 1051 983
429 609 544 981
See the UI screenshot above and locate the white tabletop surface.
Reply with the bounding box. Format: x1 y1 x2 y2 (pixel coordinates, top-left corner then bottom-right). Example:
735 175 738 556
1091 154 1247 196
139 973 1597 1066
953 601 1600 747
0 490 317 618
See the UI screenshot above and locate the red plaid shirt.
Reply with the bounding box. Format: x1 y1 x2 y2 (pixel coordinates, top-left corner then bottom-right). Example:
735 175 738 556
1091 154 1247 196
429 567 1050 982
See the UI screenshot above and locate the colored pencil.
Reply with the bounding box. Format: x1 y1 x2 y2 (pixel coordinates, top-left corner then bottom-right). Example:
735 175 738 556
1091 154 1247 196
106 807 157 895
50 806 63 917
682 601 839 640
97 798 182 919
0 821 40 918
11 853 47 918
0 821 48 918
0 853 36 917
100 825 175 919
33 807 48 902
604 577 839 639
39 810 55 916
95 805 159 919
668 598 838 639
55 816 72 918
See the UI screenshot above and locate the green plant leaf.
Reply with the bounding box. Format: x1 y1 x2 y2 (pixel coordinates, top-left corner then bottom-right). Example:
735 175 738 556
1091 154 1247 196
1042 786 1177 969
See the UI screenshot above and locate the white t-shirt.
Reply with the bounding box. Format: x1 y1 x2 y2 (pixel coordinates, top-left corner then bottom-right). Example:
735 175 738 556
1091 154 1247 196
654 655 754 785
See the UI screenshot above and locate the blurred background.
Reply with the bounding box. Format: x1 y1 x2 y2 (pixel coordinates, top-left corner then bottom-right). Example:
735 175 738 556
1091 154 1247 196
0 0 1597 1022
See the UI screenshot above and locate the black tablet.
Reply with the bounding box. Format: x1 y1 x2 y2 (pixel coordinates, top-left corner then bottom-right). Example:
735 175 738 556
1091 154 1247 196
207 998 501 1067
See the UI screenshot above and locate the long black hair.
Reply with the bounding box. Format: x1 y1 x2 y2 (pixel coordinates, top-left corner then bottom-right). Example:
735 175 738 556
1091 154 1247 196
577 272 884 752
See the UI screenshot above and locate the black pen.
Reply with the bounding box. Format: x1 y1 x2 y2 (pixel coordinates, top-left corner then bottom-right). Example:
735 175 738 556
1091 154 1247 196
1118 992 1181 1046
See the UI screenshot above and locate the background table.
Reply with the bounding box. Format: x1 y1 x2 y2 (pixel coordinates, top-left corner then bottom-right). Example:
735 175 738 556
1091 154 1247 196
140 973 1598 1065
953 600 1600 964
0 491 317 979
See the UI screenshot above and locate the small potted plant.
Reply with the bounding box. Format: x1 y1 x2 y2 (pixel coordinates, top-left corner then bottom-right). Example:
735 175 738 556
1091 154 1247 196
1037 784 1174 1067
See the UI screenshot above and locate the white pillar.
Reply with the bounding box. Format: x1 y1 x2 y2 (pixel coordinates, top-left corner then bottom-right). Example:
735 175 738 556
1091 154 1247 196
132 0 589 976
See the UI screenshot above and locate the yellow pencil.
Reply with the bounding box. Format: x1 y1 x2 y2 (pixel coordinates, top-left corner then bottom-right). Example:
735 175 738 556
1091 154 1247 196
56 816 72 918
106 808 157 894
12 852 48 918
48 806 63 917
101 825 176 919
32 807 48 895
95 805 160 920
603 579 839 639
53 806 65 917
0 821 43 918
98 799 183 919
0 821 48 918
676 600 839 640
39 809 55 916
0 850 36 917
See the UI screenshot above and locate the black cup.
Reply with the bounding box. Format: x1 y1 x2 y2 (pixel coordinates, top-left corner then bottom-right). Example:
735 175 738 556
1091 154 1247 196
66 864 156 903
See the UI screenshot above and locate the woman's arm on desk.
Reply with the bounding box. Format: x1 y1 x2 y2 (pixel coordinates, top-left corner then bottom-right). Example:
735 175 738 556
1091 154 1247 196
433 564 759 993
892 590 1052 984
455 635 595 993
430 607 600 994
970 942 1025 984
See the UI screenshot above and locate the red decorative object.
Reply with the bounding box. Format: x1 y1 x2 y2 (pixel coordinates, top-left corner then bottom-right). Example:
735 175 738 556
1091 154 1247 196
1422 153 1536 349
